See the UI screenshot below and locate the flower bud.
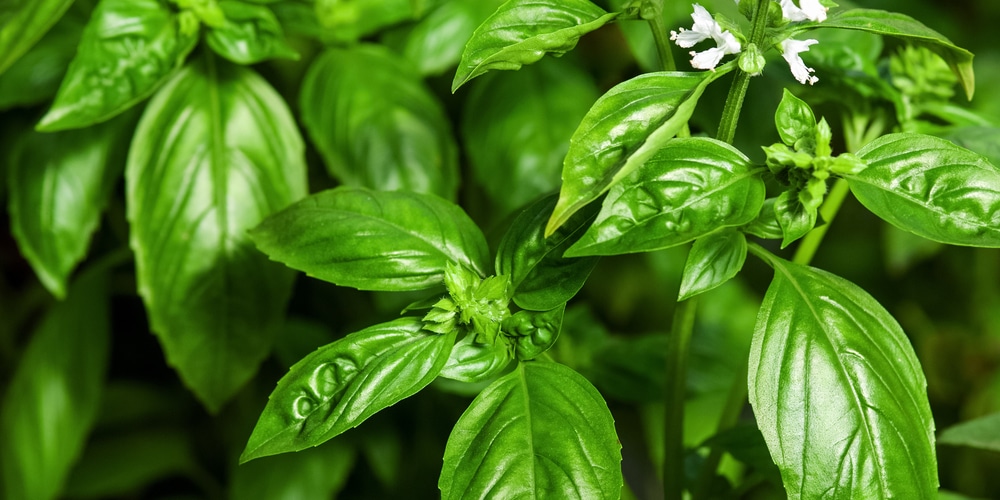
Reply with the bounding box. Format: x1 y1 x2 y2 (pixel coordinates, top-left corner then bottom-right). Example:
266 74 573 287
738 43 766 75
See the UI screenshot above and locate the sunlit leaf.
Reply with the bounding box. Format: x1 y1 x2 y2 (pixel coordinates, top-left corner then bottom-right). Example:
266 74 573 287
678 229 747 301
206 0 299 65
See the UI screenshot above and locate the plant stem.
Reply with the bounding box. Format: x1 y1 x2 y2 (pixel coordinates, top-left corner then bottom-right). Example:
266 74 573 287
664 296 698 500
792 178 850 265
716 0 770 144
646 7 677 72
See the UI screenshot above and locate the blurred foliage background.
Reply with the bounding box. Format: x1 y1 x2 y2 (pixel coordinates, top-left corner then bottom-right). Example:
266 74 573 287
1 0 998 498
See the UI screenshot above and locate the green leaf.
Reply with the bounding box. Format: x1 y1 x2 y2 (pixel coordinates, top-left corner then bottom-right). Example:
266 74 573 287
127 55 307 411
748 254 937 499
678 229 747 301
231 439 355 500
942 126 1000 167
775 88 817 150
37 0 200 131
300 45 459 199
251 187 490 291
439 361 622 499
241 318 455 462
0 3 85 109
451 0 617 91
463 57 598 214
937 412 1000 453
504 305 564 361
849 132 1000 247
800 8 975 100
774 188 816 248
546 69 731 235
587 333 667 403
315 0 413 43
8 112 133 298
0 265 110 500
381 0 504 77
566 137 765 256
206 0 299 65
438 331 512 383
0 0 74 76
743 198 783 240
496 194 599 311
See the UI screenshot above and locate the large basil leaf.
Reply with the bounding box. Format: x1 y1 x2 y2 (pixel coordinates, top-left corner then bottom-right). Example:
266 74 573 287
849 133 1000 247
439 361 622 499
0 265 110 500
795 9 975 100
546 69 728 235
0 0 74 75
241 318 455 462
463 57 598 214
251 187 490 291
938 412 1000 453
231 439 355 499
0 3 85 109
300 45 458 199
37 0 199 131
678 229 747 301
8 112 133 298
206 0 299 65
748 254 937 499
452 0 617 91
315 0 413 43
496 193 599 311
127 55 307 412
566 137 765 256
381 0 504 77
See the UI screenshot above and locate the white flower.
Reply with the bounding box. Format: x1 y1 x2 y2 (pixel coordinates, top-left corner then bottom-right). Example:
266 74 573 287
780 0 828 22
669 4 742 70
781 38 819 85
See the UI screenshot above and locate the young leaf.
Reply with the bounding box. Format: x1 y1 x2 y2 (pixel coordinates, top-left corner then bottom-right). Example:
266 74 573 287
0 0 74 75
8 112 133 298
206 0 299 65
566 137 765 257
462 57 598 214
251 187 490 291
849 133 1000 247
496 194 599 311
315 0 414 43
743 198 783 240
774 189 816 248
241 318 455 462
451 0 618 91
0 3 85 109
775 88 817 149
0 265 110 500
439 361 622 499
748 254 937 499
678 229 747 301
300 45 459 200
937 412 1000 453
504 305 565 361
127 55 307 412
438 331 512 383
231 439 355 500
37 0 200 131
798 8 975 99
546 69 730 235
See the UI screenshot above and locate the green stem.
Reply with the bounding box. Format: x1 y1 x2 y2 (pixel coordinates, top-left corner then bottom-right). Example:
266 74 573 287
644 0 690 138
664 296 698 500
792 178 850 265
716 0 770 144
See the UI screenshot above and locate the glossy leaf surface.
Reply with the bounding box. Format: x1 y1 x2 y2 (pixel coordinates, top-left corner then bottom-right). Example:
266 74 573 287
300 45 458 199
206 0 298 65
567 137 765 256
850 133 1000 247
451 0 617 91
937 412 1000 452
496 194 599 311
463 58 597 214
127 56 307 411
749 255 937 499
0 0 74 75
251 187 490 291
775 189 816 248
678 229 747 301
775 89 816 148
8 113 133 298
0 266 110 500
231 439 355 499
439 362 622 499
547 70 726 235
504 305 564 361
801 8 975 99
438 331 512 383
37 0 199 131
242 318 455 462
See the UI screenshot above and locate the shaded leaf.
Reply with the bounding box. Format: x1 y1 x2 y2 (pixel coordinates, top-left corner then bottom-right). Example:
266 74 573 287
0 0 74 75
241 318 455 462
566 137 765 256
231 439 355 500
439 331 512 383
300 45 458 199
504 305 564 361
678 229 747 301
315 0 414 43
439 361 622 499
251 187 490 291
451 0 617 91
749 254 937 499
0 265 110 500
0 4 85 109
774 188 816 249
938 412 1000 453
37 0 199 131
850 132 1000 247
127 55 307 411
206 0 299 65
547 69 730 235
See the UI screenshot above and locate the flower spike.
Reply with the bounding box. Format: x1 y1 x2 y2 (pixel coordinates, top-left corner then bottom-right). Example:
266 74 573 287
779 0 828 22
781 38 820 85
669 4 742 71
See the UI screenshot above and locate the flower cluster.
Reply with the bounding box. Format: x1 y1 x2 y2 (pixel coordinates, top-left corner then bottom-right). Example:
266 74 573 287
673 0 829 85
